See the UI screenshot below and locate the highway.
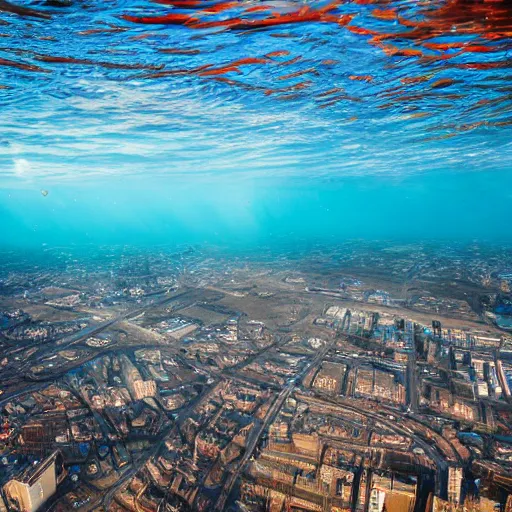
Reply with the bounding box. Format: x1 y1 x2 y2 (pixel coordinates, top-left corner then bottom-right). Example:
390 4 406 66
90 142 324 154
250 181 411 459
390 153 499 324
300 392 449 500
100 429 173 511
0 288 199 402
406 344 419 412
100 375 223 511
214 335 339 510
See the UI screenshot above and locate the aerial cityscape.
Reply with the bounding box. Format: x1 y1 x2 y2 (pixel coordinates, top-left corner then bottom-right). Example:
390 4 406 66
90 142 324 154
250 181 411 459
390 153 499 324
1 242 512 511
1 0 511 509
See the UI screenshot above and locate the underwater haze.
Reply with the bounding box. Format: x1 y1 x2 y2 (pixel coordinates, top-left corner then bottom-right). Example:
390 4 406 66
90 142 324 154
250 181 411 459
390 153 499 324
1 0 511 248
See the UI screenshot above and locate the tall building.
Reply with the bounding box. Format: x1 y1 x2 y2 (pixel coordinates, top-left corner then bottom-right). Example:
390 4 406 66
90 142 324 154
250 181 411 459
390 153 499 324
447 467 463 504
120 354 157 401
3 451 66 512
368 488 386 512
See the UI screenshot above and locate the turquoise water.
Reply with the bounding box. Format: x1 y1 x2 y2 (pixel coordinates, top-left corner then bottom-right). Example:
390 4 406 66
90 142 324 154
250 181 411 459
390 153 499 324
1 0 511 247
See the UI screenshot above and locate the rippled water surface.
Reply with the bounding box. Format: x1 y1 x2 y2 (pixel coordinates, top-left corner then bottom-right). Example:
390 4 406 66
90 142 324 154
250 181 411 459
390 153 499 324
0 0 511 182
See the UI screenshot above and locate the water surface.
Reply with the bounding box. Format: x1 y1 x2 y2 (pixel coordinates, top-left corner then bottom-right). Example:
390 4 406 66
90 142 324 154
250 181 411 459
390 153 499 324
0 0 511 245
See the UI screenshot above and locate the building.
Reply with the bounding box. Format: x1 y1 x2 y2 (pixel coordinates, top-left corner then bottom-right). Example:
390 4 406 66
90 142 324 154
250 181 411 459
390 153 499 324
3 451 66 512
313 363 345 394
368 488 386 512
112 444 130 469
447 467 463 504
133 379 157 400
19 417 68 455
120 354 157 400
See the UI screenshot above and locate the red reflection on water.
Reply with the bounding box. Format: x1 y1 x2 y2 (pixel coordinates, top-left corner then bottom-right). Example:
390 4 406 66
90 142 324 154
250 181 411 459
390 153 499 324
363 0 512 57
122 1 353 31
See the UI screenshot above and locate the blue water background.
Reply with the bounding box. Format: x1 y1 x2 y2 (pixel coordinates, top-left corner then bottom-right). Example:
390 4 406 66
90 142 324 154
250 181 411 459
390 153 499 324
0 0 511 247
